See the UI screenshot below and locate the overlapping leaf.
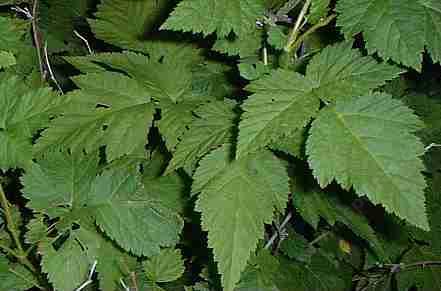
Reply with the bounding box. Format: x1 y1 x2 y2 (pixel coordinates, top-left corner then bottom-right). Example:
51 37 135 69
34 72 155 161
162 0 266 57
337 0 441 70
90 0 170 50
166 100 237 174
143 248 185 283
193 145 289 291
306 93 428 230
0 256 36 291
0 75 62 170
293 190 385 257
238 42 401 158
22 151 184 258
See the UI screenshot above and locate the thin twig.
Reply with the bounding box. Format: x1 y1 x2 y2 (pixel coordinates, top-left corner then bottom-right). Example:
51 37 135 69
120 279 130 291
264 212 293 250
309 230 331 246
425 142 441 152
73 30 94 55
284 0 312 52
43 41 63 94
31 0 45 81
74 260 97 291
11 7 33 19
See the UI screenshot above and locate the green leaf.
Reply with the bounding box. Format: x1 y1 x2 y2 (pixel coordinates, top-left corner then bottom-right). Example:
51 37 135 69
276 255 347 291
396 245 441 291
40 225 134 291
336 0 441 70
238 42 401 157
306 93 428 230
306 41 403 102
193 145 290 291
39 0 92 52
89 0 170 50
238 69 318 158
23 150 184 257
141 173 187 214
309 0 331 24
166 100 237 174
293 190 385 258
0 51 16 68
235 250 281 291
279 228 316 263
40 232 93 291
143 248 185 283
0 75 62 170
21 150 99 217
0 256 36 291
89 170 184 256
34 72 155 161
162 0 266 57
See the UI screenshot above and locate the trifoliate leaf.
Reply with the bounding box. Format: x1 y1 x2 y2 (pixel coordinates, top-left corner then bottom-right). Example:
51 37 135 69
0 51 16 68
193 145 289 291
143 248 185 283
90 0 170 50
0 75 62 170
89 170 184 257
238 42 401 157
337 0 441 70
0 256 36 291
34 72 155 161
306 42 403 102
306 93 428 230
293 190 385 258
308 0 331 24
166 101 237 174
162 0 266 57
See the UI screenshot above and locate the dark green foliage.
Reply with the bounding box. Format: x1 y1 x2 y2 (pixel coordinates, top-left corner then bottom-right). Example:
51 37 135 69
0 1 440 291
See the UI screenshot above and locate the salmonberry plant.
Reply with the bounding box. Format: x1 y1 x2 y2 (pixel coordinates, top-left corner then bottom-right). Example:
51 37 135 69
0 0 440 290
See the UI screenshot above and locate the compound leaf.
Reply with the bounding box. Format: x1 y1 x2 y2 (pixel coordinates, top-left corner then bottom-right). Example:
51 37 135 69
34 72 155 161
238 42 401 158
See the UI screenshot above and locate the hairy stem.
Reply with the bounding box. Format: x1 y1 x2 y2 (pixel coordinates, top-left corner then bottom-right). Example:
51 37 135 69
287 14 336 53
0 183 39 275
284 0 312 52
